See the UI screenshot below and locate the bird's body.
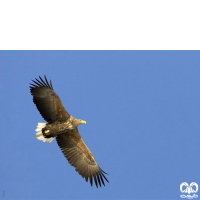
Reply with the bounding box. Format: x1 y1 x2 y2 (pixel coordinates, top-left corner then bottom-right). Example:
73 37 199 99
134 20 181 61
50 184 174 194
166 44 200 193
42 116 84 138
30 76 108 188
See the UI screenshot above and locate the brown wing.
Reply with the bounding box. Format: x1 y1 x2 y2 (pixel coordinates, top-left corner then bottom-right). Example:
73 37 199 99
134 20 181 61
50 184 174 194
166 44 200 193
30 75 70 123
56 128 109 188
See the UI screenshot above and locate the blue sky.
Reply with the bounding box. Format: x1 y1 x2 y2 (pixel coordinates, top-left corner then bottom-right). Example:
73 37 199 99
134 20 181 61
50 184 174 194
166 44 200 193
0 51 200 199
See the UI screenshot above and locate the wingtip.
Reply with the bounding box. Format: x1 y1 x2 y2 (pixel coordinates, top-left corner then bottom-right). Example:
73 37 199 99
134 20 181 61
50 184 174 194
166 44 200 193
100 167 109 175
30 75 54 90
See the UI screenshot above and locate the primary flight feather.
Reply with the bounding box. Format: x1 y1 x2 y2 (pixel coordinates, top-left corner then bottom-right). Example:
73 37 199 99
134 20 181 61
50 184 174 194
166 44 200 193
30 75 109 188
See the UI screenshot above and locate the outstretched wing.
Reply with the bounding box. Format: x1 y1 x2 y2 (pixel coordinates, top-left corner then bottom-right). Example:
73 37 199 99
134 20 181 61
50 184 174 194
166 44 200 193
30 75 70 123
56 128 109 188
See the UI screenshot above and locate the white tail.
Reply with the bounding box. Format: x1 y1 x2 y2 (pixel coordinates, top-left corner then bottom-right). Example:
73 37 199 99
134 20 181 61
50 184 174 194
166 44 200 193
35 122 55 143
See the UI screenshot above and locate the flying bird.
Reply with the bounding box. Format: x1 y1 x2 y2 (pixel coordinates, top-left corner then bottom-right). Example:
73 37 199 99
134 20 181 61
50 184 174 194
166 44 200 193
30 75 109 188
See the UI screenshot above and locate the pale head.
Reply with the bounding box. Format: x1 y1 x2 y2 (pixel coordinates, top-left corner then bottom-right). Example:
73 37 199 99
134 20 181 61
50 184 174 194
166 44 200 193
73 118 87 127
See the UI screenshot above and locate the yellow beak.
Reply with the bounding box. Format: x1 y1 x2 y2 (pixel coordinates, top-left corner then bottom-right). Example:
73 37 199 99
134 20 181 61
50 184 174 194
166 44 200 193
81 120 87 124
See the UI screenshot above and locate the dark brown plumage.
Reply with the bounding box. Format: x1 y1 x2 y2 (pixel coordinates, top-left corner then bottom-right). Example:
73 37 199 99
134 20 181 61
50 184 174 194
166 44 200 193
30 75 109 188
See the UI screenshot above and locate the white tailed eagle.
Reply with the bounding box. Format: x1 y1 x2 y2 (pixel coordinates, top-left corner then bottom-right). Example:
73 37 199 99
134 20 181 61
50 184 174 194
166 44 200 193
30 75 109 188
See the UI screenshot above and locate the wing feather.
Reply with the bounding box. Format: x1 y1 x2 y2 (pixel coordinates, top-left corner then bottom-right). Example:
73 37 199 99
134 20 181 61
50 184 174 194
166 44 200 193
93 172 98 188
90 176 93 187
30 75 70 123
56 129 109 188
50 80 53 90
96 173 101 187
39 76 49 87
99 173 105 186
44 75 51 88
32 80 42 87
